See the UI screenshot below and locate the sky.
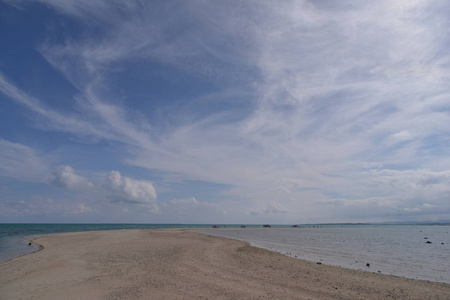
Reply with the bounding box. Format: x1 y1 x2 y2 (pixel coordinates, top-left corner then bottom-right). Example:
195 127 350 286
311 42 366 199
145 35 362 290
0 0 449 224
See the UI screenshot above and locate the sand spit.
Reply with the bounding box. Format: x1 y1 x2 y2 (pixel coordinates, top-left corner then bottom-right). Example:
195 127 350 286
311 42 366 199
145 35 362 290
0 229 448 299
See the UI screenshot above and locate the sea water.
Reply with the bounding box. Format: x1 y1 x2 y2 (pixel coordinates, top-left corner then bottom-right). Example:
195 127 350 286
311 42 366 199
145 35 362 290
196 225 450 284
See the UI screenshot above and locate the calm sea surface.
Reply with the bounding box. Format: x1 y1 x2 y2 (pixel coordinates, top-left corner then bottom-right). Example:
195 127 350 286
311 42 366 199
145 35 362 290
1 224 448 284
196 225 450 283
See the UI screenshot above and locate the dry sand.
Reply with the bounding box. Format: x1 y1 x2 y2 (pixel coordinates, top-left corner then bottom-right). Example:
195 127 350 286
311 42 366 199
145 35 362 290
0 229 449 300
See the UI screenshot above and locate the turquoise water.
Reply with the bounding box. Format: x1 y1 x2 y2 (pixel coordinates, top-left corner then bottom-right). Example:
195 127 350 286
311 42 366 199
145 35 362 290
0 223 269 262
196 225 450 283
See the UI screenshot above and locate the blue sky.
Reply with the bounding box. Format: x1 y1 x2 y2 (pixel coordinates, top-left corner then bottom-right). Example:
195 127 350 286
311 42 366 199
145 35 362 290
1 0 449 224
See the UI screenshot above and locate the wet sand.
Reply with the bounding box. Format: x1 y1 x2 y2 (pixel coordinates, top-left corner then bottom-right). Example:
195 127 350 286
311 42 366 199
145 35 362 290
0 229 448 299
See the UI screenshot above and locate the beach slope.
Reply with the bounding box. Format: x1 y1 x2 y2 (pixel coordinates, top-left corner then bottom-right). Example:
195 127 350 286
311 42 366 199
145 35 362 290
0 229 448 299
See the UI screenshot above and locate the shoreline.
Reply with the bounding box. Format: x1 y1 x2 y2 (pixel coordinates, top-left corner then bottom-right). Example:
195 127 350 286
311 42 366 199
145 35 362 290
197 226 450 284
1 229 449 299
0 237 42 264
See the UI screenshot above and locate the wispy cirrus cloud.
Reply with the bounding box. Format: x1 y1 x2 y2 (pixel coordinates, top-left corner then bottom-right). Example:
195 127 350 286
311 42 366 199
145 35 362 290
0 139 49 182
0 72 119 140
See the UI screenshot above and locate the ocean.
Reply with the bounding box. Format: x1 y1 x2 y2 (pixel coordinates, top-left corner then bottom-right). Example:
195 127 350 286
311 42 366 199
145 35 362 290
196 225 450 284
1 224 448 284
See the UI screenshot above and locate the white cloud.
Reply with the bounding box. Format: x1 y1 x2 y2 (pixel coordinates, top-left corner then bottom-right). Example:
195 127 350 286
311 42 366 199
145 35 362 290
50 165 93 190
0 139 49 182
106 170 158 212
249 202 291 216
165 197 217 210
314 169 450 221
387 130 413 144
77 202 93 214
161 197 227 223
0 72 127 142
0 196 92 217
369 169 450 193
168 197 200 206
404 203 435 213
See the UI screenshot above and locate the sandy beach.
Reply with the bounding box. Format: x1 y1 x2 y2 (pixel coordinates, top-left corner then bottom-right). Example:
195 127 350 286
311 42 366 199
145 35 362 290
0 229 448 300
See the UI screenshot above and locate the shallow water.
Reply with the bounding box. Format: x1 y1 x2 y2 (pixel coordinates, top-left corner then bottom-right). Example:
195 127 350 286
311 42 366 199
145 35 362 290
196 225 450 283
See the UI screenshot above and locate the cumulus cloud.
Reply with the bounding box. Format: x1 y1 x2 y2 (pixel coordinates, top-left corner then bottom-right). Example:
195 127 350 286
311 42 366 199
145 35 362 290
165 197 217 211
315 169 450 221
368 169 450 195
168 197 201 206
50 165 93 190
46 166 159 214
106 170 158 212
161 197 227 223
404 203 434 213
77 202 93 214
0 196 92 217
249 202 291 216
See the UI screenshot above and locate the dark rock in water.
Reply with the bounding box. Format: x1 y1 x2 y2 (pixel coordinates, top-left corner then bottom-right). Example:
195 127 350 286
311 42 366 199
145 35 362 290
212 225 219 228
424 237 428 239
366 263 370 267
240 225 246 228
263 224 271 228
316 262 322 265
28 242 32 246
441 242 444 245
426 241 432 244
